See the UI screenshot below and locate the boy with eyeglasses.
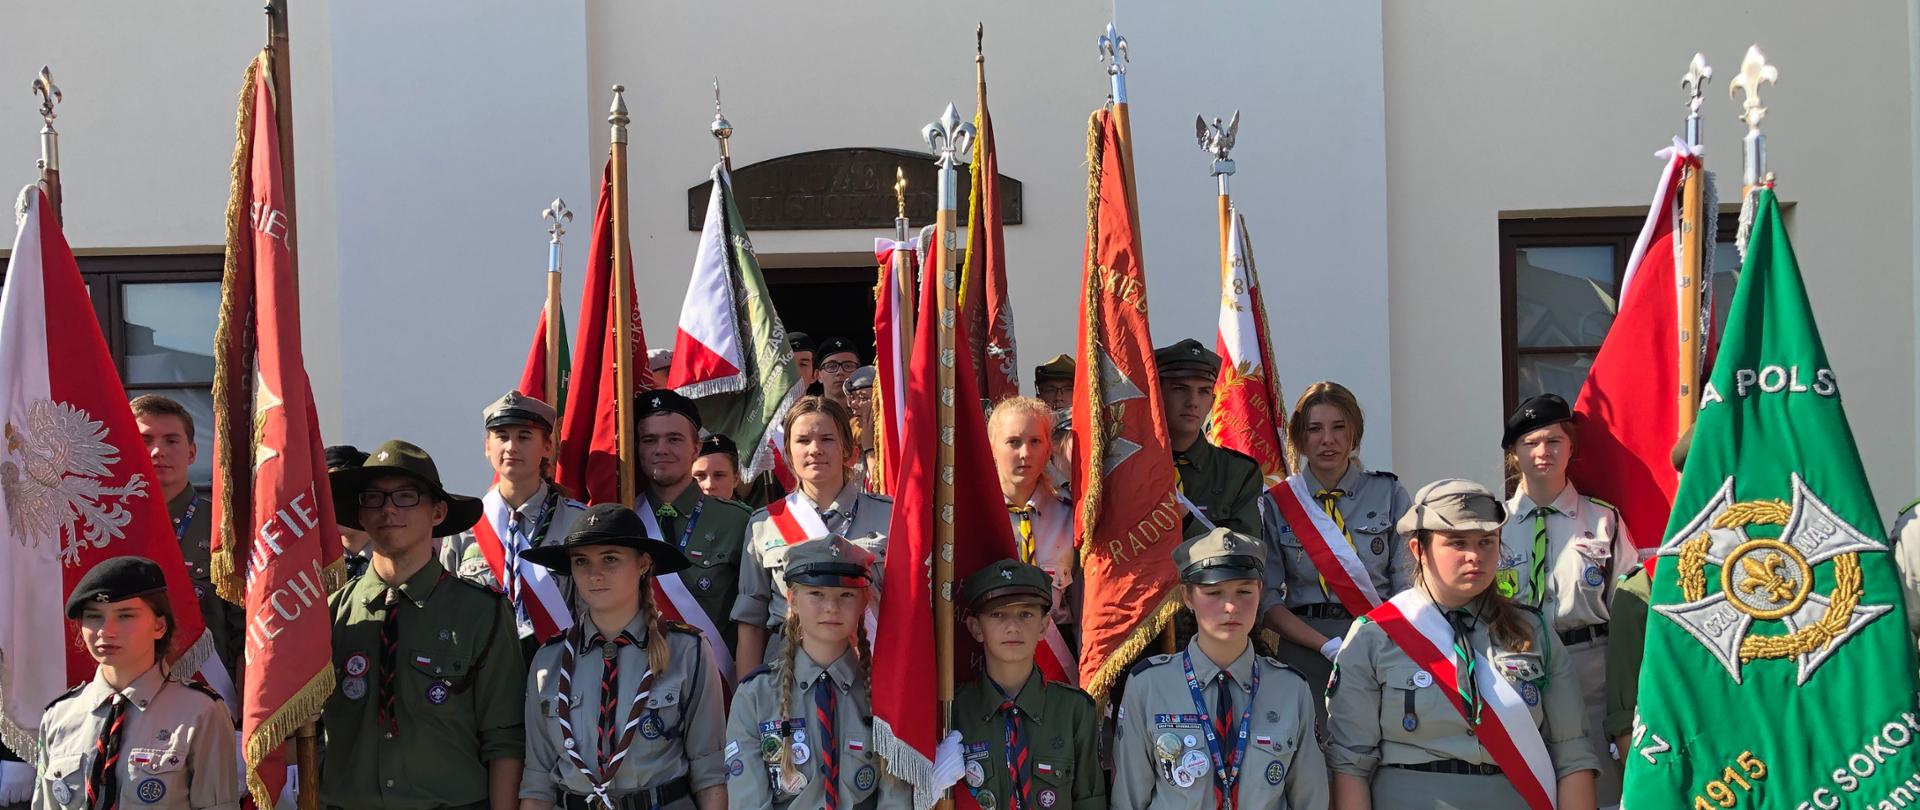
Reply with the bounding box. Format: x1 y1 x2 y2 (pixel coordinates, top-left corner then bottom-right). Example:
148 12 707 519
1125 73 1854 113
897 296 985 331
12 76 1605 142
322 440 526 810
813 336 863 406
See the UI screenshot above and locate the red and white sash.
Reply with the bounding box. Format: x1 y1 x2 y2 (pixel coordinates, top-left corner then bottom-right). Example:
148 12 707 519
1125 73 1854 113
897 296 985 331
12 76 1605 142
636 504 736 686
765 490 880 640
472 489 574 639
1269 474 1382 615
1369 590 1557 810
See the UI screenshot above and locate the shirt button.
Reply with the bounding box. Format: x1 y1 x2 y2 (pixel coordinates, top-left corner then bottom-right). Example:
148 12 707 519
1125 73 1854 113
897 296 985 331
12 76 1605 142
384 732 394 740
385 779 395 787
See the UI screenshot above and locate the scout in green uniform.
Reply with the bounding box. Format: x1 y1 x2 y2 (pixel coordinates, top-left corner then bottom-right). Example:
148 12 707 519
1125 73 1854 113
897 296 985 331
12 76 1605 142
1497 394 1636 804
734 396 891 681
328 445 375 580
1032 354 1075 413
34 557 240 810
131 395 244 693
1153 340 1263 540
1112 528 1328 809
952 560 1104 810
1326 479 1597 810
723 536 911 809
637 390 753 659
788 332 817 389
440 392 590 654
519 504 728 810
323 440 526 810
692 435 744 502
814 337 862 409
1259 381 1412 724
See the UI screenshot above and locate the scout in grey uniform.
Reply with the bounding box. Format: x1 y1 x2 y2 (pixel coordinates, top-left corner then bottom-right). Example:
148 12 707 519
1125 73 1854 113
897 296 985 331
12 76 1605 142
34 557 240 810
1497 394 1636 803
1326 479 1598 810
440 391 589 653
987 397 1077 634
844 366 878 493
724 536 911 809
1032 354 1075 413
1112 528 1328 810
952 560 1105 810
636 390 753 658
733 396 891 680
1259 380 1412 722
519 504 727 810
1155 339 1263 540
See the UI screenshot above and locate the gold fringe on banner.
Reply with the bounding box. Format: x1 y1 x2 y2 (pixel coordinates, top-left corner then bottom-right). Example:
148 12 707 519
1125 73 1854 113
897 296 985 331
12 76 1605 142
243 666 336 808
209 50 265 606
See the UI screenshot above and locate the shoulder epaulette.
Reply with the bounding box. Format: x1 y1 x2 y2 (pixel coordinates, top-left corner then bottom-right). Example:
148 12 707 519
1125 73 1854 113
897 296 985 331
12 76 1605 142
1219 446 1261 468
863 492 894 504
1365 469 1398 481
540 631 570 649
1586 496 1618 513
562 497 589 511
1128 653 1174 676
739 664 776 686
1048 681 1097 709
1260 656 1306 681
180 679 225 703
714 498 754 514
664 620 701 636
44 683 84 711
447 575 507 600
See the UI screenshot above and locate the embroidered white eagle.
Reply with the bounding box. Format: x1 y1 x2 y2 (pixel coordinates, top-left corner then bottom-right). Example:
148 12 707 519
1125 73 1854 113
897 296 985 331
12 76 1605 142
2 398 148 564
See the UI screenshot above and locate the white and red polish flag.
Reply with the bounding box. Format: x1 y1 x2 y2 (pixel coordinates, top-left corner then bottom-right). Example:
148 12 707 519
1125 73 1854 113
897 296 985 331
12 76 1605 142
0 187 215 757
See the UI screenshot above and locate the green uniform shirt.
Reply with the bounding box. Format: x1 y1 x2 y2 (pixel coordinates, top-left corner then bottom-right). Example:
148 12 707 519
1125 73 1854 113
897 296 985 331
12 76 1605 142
1603 565 1651 739
644 485 752 657
168 487 245 690
321 560 526 810
1172 439 1262 541
950 668 1105 810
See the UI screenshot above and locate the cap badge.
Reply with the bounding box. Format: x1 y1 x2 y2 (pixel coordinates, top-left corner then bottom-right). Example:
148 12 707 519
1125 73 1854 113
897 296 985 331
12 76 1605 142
829 543 842 558
1188 346 1201 355
999 568 1014 580
93 592 110 602
1221 536 1237 552
585 514 600 526
651 395 663 407
1524 408 1536 419
376 451 390 461
504 391 520 405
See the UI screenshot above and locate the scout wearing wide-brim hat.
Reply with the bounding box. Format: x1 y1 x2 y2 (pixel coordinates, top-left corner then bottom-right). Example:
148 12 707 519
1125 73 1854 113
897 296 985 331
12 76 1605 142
1152 338 1221 381
1501 392 1572 448
484 389 556 432
65 555 168 618
637 387 703 431
328 438 483 536
1033 353 1075 383
781 535 873 587
520 502 691 575
962 558 1053 613
1396 477 1508 537
1174 527 1266 584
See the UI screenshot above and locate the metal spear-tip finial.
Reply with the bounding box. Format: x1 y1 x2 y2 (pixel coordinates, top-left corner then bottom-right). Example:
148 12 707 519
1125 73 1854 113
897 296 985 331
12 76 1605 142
608 84 630 144
1097 22 1128 76
1196 111 1239 177
894 165 908 219
1730 45 1777 131
710 78 733 143
922 103 976 169
543 198 572 243
32 66 60 126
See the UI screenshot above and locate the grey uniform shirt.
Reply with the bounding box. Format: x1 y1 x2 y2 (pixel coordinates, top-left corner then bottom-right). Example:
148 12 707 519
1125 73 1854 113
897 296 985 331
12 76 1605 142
1500 485 1637 633
520 618 727 803
722 650 911 809
440 481 590 627
1324 596 1599 781
1262 464 1413 613
1111 639 1329 810
34 665 240 810
1006 486 1076 622
733 479 892 632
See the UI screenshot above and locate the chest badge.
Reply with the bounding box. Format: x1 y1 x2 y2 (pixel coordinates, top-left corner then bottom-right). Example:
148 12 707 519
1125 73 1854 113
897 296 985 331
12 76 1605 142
344 653 369 677
341 676 367 701
1266 760 1286 785
425 681 451 705
136 777 166 803
1371 535 1386 556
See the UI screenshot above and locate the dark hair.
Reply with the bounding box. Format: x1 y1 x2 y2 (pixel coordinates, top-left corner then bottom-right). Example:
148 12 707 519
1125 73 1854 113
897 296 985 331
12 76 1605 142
1409 529 1533 651
1502 420 1577 495
130 394 195 443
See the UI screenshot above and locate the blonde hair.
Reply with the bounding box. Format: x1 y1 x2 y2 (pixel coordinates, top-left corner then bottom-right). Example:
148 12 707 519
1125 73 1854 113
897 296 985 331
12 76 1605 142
636 572 672 675
1409 530 1534 652
1287 381 1365 469
772 598 872 784
988 396 1055 440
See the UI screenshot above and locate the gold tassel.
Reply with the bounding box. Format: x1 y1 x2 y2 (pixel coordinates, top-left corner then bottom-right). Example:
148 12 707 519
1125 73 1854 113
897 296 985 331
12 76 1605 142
209 51 264 606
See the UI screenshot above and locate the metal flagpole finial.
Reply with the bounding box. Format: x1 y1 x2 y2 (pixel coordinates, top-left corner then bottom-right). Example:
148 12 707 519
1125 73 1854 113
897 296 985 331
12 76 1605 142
1097 22 1128 76
894 166 907 220
710 78 733 146
33 66 61 173
1196 111 1239 179
923 103 976 210
1730 46 1776 131
543 198 572 244
609 84 630 145
1681 53 1712 147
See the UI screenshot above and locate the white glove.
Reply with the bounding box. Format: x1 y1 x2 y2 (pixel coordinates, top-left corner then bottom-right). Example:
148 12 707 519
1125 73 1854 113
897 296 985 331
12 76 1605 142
930 730 966 792
0 760 33 803
1319 636 1344 661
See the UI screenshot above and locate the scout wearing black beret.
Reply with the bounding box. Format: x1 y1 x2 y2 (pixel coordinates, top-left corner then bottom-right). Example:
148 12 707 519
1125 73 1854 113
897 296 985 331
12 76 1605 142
699 433 738 460
520 503 692 575
637 388 703 432
816 336 862 364
787 331 815 354
1503 392 1574 448
325 444 369 472
66 556 169 618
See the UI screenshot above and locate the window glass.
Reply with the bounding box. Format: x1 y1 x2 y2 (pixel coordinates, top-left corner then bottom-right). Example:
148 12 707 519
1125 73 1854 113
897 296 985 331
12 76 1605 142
123 281 219 383
1515 245 1616 348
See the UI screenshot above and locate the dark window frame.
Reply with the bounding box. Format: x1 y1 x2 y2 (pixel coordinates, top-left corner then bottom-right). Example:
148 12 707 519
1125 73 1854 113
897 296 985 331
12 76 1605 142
0 252 223 381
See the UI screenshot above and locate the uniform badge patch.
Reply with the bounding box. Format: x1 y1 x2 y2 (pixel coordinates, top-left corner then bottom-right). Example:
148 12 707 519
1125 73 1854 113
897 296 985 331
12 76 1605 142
640 715 664 740
1038 787 1058 807
341 676 367 701
1583 564 1604 587
965 760 985 787
727 758 743 777
697 576 713 591
854 764 876 791
977 788 998 810
137 777 165 803
344 653 369 677
425 681 450 705
1520 681 1541 706
1403 712 1419 732
1266 711 1279 723
1266 760 1286 785
724 740 739 758
1411 670 1434 689
790 741 811 765
1371 536 1386 556
50 780 72 805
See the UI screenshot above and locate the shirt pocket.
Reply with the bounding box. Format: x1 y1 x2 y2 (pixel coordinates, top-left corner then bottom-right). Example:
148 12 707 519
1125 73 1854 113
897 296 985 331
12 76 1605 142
409 643 477 704
1248 732 1299 793
1571 539 1613 590
1143 719 1210 793
642 676 688 742
1032 757 1074 806
126 742 189 804
41 754 84 808
1490 650 1548 718
1378 661 1434 738
1350 521 1395 558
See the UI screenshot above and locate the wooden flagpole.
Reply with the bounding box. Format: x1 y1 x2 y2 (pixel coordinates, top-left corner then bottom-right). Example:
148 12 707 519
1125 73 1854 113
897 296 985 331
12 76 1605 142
1098 23 1141 242
922 103 974 810
894 167 915 360
542 199 572 434
1675 55 1711 436
31 66 60 223
1199 112 1239 304
610 86 638 507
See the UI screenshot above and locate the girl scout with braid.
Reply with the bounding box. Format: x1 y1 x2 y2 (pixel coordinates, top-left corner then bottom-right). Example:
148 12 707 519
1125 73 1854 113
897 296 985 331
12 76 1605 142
724 535 910 809
519 503 728 810
1497 394 1636 804
1326 479 1597 810
1112 528 1327 809
34 556 239 810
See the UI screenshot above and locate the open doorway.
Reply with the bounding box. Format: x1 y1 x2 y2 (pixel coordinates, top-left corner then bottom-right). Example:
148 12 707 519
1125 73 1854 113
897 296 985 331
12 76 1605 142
765 265 879 364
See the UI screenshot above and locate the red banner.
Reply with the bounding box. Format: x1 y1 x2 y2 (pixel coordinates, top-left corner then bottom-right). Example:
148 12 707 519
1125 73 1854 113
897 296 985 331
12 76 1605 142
962 60 1019 404
556 162 651 505
1071 108 1182 700
208 49 344 808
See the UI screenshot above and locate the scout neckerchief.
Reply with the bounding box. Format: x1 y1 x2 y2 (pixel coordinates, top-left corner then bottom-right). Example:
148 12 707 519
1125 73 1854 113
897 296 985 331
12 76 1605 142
1368 589 1557 810
1006 502 1037 564
1183 651 1257 810
553 622 657 809
85 692 128 809
637 501 737 685
471 485 572 639
1268 472 1382 615
990 678 1034 808
765 486 879 640
815 673 841 809
1526 505 1557 606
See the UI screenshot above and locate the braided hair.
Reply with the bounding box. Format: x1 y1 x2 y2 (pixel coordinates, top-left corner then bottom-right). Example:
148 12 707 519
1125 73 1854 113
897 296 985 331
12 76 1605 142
773 616 804 784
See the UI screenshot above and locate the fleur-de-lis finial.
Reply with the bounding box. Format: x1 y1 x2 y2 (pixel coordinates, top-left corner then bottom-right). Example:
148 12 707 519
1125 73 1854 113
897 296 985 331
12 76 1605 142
922 103 976 170
1729 45 1777 131
1681 53 1712 115
894 166 907 220
32 66 60 126
1097 22 1128 76
542 198 572 244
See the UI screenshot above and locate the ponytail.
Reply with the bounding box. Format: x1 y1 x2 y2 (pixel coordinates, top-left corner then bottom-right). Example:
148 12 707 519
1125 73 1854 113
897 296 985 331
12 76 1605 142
774 616 803 784
637 577 672 675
